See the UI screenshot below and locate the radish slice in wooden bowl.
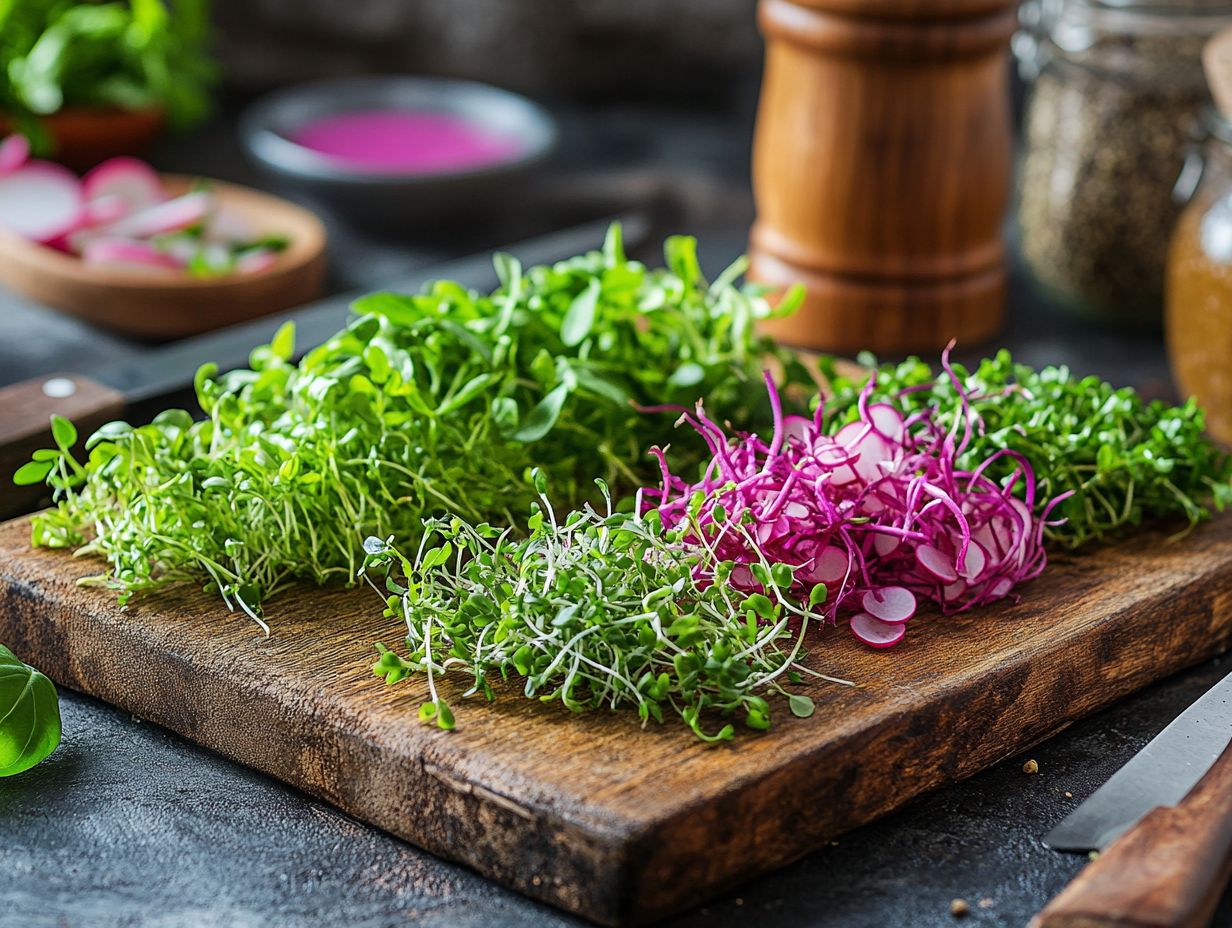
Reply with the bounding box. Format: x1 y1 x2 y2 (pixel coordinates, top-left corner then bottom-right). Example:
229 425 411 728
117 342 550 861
0 161 85 243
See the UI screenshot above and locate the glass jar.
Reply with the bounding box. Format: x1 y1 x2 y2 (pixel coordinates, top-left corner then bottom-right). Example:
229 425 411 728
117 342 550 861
1166 111 1232 446
1016 0 1232 330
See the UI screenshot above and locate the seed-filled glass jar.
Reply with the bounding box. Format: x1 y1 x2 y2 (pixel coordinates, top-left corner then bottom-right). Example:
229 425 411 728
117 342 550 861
1016 0 1232 330
1166 111 1232 446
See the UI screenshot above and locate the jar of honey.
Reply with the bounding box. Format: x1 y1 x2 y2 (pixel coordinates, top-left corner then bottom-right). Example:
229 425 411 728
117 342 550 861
1166 109 1232 445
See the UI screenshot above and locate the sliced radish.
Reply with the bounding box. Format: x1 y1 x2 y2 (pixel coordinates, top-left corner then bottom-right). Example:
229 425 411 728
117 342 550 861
916 544 959 583
82 157 165 213
850 612 906 648
834 420 867 448
988 577 1014 599
0 161 85 243
851 432 894 483
959 542 988 580
204 205 255 243
106 190 212 238
82 238 184 271
729 564 756 589
942 579 968 604
866 403 905 442
236 248 279 275
872 531 900 557
813 546 851 585
84 194 129 227
0 135 30 176
782 415 812 445
861 586 916 624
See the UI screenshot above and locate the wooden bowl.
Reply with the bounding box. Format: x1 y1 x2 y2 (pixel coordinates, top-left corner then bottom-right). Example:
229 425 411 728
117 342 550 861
0 175 327 341
0 107 166 171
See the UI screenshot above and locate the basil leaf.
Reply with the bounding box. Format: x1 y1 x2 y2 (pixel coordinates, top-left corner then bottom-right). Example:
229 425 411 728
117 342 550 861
0 644 61 777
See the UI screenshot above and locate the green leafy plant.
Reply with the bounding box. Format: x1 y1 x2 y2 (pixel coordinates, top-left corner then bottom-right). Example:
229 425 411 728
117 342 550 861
0 644 62 777
20 228 813 622
817 350 1232 548
362 475 841 741
0 0 215 147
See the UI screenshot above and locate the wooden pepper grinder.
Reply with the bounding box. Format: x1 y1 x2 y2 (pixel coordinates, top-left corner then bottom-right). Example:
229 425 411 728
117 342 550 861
748 0 1018 354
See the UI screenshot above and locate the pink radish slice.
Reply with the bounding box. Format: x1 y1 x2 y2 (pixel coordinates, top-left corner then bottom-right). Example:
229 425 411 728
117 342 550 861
866 403 905 442
942 579 968 603
106 190 211 238
959 542 988 580
781 500 810 520
851 432 894 483
861 586 917 624
781 415 812 445
729 564 756 589
84 194 128 227
813 546 850 585
872 531 899 557
988 577 1014 599
916 544 959 583
82 238 184 271
0 135 30 175
82 157 165 212
834 421 867 448
204 205 254 243
850 612 906 648
0 161 85 243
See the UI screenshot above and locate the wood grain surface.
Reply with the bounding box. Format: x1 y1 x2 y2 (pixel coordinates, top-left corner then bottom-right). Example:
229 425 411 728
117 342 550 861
2 515 1231 925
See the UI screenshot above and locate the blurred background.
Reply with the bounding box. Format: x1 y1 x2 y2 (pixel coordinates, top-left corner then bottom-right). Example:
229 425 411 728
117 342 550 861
0 0 1229 426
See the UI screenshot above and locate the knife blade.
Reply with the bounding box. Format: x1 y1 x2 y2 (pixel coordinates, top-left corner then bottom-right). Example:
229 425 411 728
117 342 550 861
0 213 647 520
1043 666 1232 852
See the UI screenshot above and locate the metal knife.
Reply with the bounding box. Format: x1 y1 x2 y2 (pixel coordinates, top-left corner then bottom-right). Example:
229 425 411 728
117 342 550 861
1032 667 1232 928
0 214 647 520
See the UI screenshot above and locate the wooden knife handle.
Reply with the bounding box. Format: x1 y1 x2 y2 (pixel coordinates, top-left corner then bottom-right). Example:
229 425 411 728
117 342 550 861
1030 741 1232 928
0 373 125 520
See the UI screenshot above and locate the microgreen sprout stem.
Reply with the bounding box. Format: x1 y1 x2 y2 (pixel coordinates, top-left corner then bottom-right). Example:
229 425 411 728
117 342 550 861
362 475 835 741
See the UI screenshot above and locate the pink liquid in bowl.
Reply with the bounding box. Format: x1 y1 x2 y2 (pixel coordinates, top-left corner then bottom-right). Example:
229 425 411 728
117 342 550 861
290 109 524 173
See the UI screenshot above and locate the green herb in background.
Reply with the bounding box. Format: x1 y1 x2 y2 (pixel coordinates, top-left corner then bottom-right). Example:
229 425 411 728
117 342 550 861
0 644 62 777
0 0 215 148
817 350 1232 548
20 228 813 622
363 475 836 741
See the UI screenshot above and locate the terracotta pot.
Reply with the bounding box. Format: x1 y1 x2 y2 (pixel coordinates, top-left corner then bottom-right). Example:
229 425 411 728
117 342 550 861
749 0 1016 354
0 107 166 171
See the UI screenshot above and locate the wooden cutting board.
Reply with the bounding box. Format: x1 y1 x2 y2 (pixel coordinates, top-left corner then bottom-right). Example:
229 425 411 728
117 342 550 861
2 514 1232 925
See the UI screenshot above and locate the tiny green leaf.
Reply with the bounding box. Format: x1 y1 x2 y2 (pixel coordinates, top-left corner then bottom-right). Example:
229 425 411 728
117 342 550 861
50 415 77 450
788 694 815 718
561 278 601 347
13 459 54 486
269 321 296 362
511 384 570 443
809 583 829 607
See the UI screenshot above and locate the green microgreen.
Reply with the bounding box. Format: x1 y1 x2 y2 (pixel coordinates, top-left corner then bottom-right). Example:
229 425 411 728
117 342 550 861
360 477 846 741
21 228 813 620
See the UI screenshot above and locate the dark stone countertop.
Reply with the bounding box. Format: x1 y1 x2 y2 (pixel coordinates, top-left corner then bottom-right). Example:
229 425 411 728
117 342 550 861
1 104 1227 928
